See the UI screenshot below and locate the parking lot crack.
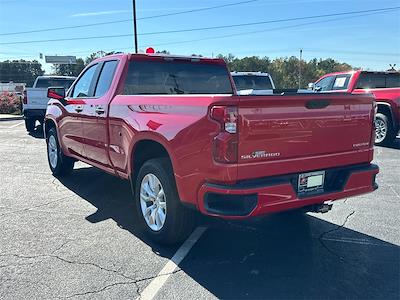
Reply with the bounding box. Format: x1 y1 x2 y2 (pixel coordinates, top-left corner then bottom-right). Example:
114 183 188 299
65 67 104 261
58 269 183 299
0 195 75 218
318 210 355 261
57 281 139 299
0 252 135 282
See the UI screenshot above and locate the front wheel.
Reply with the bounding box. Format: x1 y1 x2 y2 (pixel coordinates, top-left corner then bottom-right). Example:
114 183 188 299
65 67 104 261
134 158 194 244
375 113 396 145
46 127 74 177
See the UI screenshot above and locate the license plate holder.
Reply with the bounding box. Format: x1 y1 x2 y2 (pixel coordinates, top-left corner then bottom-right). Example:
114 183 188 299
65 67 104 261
298 171 325 194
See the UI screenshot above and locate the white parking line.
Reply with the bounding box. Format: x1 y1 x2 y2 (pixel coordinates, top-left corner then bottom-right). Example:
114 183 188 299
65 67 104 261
8 121 24 129
138 227 207 300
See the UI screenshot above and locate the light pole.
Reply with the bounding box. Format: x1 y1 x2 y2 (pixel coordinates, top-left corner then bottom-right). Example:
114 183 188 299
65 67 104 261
132 0 138 53
298 48 303 89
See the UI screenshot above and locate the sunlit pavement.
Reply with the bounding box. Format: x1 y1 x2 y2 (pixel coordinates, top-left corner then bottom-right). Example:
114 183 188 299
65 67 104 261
0 120 399 299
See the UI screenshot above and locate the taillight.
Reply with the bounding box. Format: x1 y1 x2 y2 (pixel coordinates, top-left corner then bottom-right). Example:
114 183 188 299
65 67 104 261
210 106 238 163
23 90 27 105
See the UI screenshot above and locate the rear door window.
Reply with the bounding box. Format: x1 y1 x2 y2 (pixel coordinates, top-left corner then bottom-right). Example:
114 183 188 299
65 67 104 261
94 60 118 97
332 74 351 90
123 60 233 95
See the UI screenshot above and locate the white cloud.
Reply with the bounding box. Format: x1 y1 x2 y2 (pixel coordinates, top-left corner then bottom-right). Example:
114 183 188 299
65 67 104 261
70 10 130 18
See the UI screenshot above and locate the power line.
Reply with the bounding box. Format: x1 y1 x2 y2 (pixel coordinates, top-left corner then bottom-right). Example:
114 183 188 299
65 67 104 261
138 6 400 36
0 6 398 45
146 10 397 48
0 0 259 36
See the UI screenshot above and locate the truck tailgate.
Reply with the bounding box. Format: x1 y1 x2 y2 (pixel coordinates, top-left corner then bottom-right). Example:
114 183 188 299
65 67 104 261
237 93 375 180
25 88 49 109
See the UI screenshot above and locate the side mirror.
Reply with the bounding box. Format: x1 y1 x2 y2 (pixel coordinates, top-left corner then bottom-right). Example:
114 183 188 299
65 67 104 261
307 82 315 90
47 87 66 104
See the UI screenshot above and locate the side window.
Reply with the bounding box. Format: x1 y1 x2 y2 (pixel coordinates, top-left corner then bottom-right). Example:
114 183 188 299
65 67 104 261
332 75 351 90
386 73 400 88
315 76 334 91
94 60 119 97
72 64 98 98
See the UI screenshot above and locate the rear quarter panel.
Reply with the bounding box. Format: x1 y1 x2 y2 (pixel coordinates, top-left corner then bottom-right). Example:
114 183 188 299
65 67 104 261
108 95 238 205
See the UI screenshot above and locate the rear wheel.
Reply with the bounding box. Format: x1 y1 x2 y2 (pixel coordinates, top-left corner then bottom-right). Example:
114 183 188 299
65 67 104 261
134 158 194 244
25 118 36 132
46 127 74 176
375 113 396 145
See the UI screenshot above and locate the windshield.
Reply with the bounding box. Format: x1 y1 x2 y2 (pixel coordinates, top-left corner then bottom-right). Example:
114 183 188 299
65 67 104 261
123 60 233 95
35 78 75 89
232 75 273 90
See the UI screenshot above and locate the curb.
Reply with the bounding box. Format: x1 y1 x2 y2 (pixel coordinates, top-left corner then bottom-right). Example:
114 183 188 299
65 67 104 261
0 116 24 121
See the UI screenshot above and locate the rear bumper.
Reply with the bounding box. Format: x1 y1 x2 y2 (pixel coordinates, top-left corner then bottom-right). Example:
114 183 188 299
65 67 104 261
23 109 46 120
198 163 379 219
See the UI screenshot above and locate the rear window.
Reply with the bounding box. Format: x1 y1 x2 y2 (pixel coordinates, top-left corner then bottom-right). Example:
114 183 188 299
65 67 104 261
356 73 400 89
35 78 75 89
386 73 400 88
123 60 233 95
233 75 273 90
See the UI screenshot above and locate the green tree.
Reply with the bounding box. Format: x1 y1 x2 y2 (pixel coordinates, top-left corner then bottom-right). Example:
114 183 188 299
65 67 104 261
51 58 85 77
217 54 354 88
84 51 109 65
0 60 44 87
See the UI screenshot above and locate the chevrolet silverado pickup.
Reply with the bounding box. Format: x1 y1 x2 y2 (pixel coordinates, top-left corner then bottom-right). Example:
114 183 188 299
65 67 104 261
44 53 379 244
23 76 76 132
311 70 400 145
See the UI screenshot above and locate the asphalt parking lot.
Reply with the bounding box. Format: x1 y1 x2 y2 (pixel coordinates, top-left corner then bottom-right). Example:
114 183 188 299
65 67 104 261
0 120 399 300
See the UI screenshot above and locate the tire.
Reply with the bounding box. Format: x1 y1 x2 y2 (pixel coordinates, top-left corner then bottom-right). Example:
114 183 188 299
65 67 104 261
375 113 396 145
134 158 195 244
25 118 36 132
46 127 74 177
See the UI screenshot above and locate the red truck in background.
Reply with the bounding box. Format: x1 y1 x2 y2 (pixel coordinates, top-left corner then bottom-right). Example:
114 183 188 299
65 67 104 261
44 53 379 244
311 70 400 145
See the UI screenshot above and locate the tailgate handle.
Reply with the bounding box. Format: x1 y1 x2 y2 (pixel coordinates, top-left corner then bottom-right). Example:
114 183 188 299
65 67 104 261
305 99 330 109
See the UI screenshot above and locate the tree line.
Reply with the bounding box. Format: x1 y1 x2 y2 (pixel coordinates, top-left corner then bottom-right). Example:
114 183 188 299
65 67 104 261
1 51 354 88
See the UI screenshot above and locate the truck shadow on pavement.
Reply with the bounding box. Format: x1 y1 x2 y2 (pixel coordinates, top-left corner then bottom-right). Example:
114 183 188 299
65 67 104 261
381 136 400 150
57 166 399 300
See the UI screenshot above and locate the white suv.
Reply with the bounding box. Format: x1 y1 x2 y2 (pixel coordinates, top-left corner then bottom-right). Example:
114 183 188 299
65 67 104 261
231 71 275 95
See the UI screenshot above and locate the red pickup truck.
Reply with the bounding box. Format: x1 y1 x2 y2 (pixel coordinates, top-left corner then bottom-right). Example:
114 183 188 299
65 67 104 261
312 70 400 145
44 53 379 244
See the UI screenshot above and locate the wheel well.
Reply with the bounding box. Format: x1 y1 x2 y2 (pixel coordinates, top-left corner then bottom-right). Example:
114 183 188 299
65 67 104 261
131 140 171 183
376 104 393 125
44 119 56 138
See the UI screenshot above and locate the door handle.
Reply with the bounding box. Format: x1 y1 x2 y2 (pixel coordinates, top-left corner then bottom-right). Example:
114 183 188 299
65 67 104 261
75 105 83 112
95 106 105 115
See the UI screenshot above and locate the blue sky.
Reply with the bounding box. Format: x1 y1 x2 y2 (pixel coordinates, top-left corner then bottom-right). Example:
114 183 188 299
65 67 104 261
0 0 399 73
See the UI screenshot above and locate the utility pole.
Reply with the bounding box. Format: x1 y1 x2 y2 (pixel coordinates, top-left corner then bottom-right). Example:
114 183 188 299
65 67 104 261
298 48 303 89
132 0 138 53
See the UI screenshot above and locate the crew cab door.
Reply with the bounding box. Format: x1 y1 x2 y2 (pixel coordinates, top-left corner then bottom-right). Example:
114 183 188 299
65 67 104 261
79 60 119 169
59 64 99 158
